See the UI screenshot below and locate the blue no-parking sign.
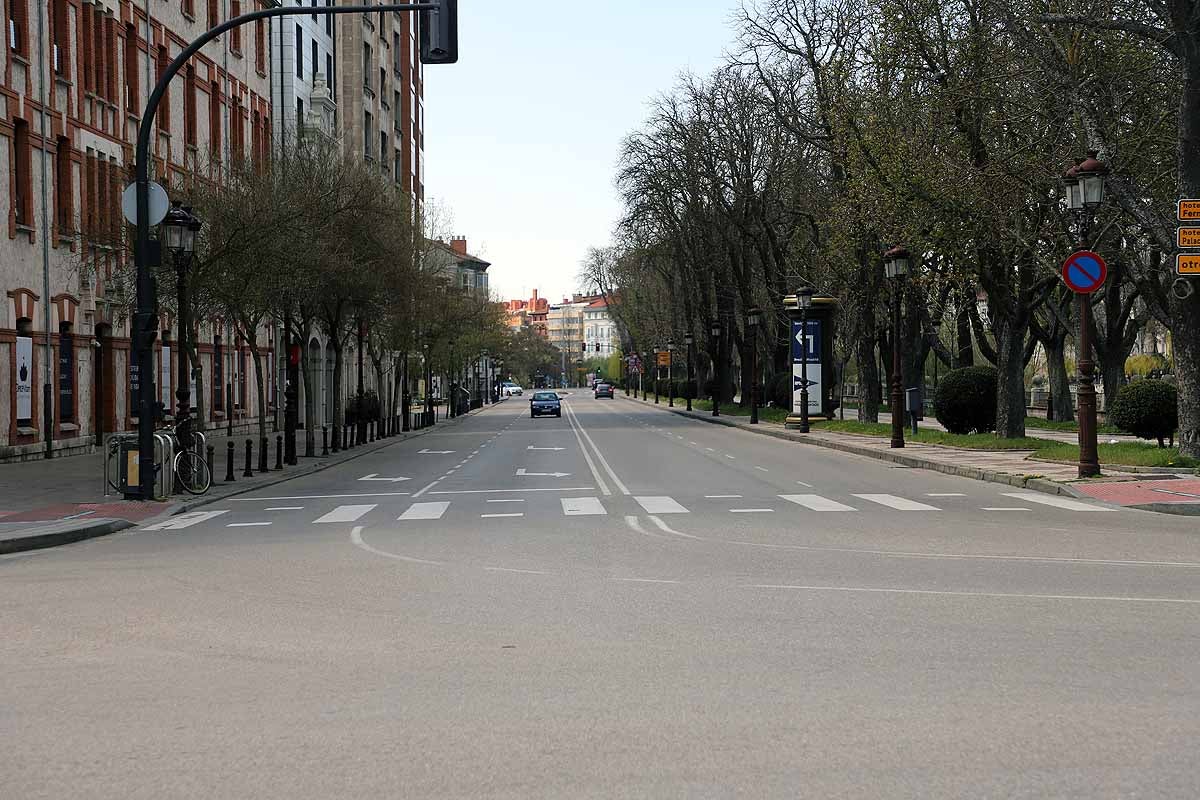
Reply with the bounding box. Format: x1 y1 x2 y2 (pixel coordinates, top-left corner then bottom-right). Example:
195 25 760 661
1062 250 1107 294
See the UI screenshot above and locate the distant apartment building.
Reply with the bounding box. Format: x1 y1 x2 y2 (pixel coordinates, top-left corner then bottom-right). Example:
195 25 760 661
1 0 272 460
547 297 586 355
271 0 336 146
506 290 549 337
335 0 424 199
584 296 620 355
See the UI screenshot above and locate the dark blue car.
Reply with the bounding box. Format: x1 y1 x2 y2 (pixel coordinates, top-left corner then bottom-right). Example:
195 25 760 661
530 391 562 418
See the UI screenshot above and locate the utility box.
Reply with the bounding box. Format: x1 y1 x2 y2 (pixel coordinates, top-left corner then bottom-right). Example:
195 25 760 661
906 387 923 420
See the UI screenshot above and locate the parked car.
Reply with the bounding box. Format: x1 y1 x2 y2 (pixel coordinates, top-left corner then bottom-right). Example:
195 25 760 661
594 382 614 399
502 382 523 396
530 391 562 418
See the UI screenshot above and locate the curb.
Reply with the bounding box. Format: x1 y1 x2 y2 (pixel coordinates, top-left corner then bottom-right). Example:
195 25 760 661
1126 502 1200 517
618 395 1083 499
0 518 134 556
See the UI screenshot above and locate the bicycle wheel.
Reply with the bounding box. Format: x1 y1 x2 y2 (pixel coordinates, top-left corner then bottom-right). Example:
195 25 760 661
174 450 212 495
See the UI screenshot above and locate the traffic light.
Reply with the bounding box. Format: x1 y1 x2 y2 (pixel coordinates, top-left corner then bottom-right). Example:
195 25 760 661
420 0 458 64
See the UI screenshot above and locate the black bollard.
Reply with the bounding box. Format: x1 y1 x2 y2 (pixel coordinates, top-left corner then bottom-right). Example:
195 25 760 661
322 425 329 456
259 437 268 473
225 441 235 482
275 435 283 470
243 439 253 477
370 421 376 442
206 444 215 477
331 424 340 453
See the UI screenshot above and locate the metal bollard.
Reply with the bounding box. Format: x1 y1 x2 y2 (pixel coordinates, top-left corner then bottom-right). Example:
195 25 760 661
259 437 269 472
243 439 254 477
370 421 375 442
225 441 235 482
275 435 283 470
322 425 329 456
206 443 215 477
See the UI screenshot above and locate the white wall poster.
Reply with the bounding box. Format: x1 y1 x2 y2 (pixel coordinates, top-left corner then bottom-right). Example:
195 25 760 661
16 336 33 423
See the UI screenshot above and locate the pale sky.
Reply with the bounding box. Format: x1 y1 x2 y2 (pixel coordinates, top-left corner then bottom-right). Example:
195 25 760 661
423 1 738 304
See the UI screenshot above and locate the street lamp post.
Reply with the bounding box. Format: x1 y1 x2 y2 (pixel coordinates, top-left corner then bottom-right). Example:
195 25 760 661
356 318 366 445
710 320 723 417
641 352 648 401
1065 151 1109 478
747 308 762 424
667 339 676 407
653 348 660 404
884 246 910 448
125 1 449 500
162 202 200 468
796 286 814 433
684 332 695 412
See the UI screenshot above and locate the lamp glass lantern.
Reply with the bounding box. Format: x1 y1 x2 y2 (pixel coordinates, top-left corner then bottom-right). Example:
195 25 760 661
161 202 197 256
796 286 815 310
667 339 676 351
684 332 694 346
710 320 722 338
883 246 910 280
1077 151 1108 208
747 307 762 328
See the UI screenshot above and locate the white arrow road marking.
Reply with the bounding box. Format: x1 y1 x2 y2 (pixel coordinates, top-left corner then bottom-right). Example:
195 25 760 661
418 448 455 454
515 468 572 478
358 474 411 483
527 446 566 451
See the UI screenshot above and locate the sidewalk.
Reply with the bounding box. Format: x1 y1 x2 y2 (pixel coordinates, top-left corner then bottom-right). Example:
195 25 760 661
620 394 1199 515
0 400 501 554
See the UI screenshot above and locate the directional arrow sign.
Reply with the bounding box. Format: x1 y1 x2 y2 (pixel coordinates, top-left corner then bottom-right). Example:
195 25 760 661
418 448 454 454
793 376 817 391
358 474 411 482
515 468 571 478
527 446 565 451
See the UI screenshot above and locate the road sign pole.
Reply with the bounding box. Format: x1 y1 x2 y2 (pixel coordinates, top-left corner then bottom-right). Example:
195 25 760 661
1076 294 1101 478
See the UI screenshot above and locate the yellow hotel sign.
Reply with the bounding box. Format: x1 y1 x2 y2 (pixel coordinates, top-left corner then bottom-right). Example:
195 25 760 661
1178 254 1200 276
1177 227 1200 248
1178 199 1200 221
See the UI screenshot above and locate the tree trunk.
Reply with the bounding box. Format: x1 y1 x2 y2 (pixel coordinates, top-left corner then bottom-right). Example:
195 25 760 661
1099 358 1126 414
856 334 880 423
954 304 974 368
300 341 316 457
188 344 205 431
1044 338 1074 424
331 343 344 449
993 316 1027 438
249 346 267 444
1171 290 1200 457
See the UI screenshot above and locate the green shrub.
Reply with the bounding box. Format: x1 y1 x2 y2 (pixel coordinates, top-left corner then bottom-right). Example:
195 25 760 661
1125 353 1171 378
673 379 698 399
1108 379 1177 447
933 366 998 434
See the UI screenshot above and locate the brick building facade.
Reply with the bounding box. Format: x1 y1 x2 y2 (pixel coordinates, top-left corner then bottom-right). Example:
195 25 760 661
1 0 272 461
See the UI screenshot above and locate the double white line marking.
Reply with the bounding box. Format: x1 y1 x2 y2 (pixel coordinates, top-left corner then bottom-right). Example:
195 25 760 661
564 401 630 497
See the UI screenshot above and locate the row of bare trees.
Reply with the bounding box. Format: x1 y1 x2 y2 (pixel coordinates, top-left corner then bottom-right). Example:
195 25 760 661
589 0 1200 457
96 135 506 454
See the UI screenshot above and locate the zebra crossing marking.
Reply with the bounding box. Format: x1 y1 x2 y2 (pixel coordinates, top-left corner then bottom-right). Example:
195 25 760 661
853 494 941 511
1001 492 1112 512
313 504 377 524
141 510 229 530
562 497 606 516
635 496 689 514
398 502 451 521
780 495 856 512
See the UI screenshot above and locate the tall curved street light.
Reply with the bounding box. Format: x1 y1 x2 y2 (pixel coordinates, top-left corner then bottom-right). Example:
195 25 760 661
795 286 814 433
125 1 454 500
684 332 695 412
710 320 723 417
747 308 762 425
162 202 201 457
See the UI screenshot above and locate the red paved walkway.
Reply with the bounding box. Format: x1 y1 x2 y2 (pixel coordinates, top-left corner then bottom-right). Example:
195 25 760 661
1075 479 1200 507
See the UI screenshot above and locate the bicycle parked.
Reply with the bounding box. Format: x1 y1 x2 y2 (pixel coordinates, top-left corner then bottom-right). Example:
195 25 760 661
105 422 212 496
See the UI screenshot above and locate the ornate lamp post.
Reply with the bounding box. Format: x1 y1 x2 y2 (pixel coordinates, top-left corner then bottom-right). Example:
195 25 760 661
1065 150 1108 478
653 346 661 404
684 332 695 412
667 339 676 407
161 202 200 457
884 245 910 448
747 307 762 424
796 286 814 433
710 320 723 417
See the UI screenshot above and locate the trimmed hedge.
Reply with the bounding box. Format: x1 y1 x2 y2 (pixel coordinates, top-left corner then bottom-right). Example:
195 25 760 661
933 366 998 434
704 377 736 402
1109 379 1177 447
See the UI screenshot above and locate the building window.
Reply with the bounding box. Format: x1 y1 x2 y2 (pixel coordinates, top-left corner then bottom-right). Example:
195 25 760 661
184 65 197 146
393 90 401 130
51 0 69 75
231 1 241 50
393 32 401 72
296 97 304 130
326 54 334 90
55 136 73 232
231 97 244 159
156 46 171 131
13 118 31 227
124 22 139 111
183 0 195 17
381 131 388 169
255 19 266 73
93 10 104 97
209 81 222 155
310 0 316 22
105 17 117 102
326 10 332 35
363 111 372 157
213 334 224 411
295 25 303 78
312 39 317 83
363 43 372 90
59 322 76 423
8 0 27 55
208 0 218 27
